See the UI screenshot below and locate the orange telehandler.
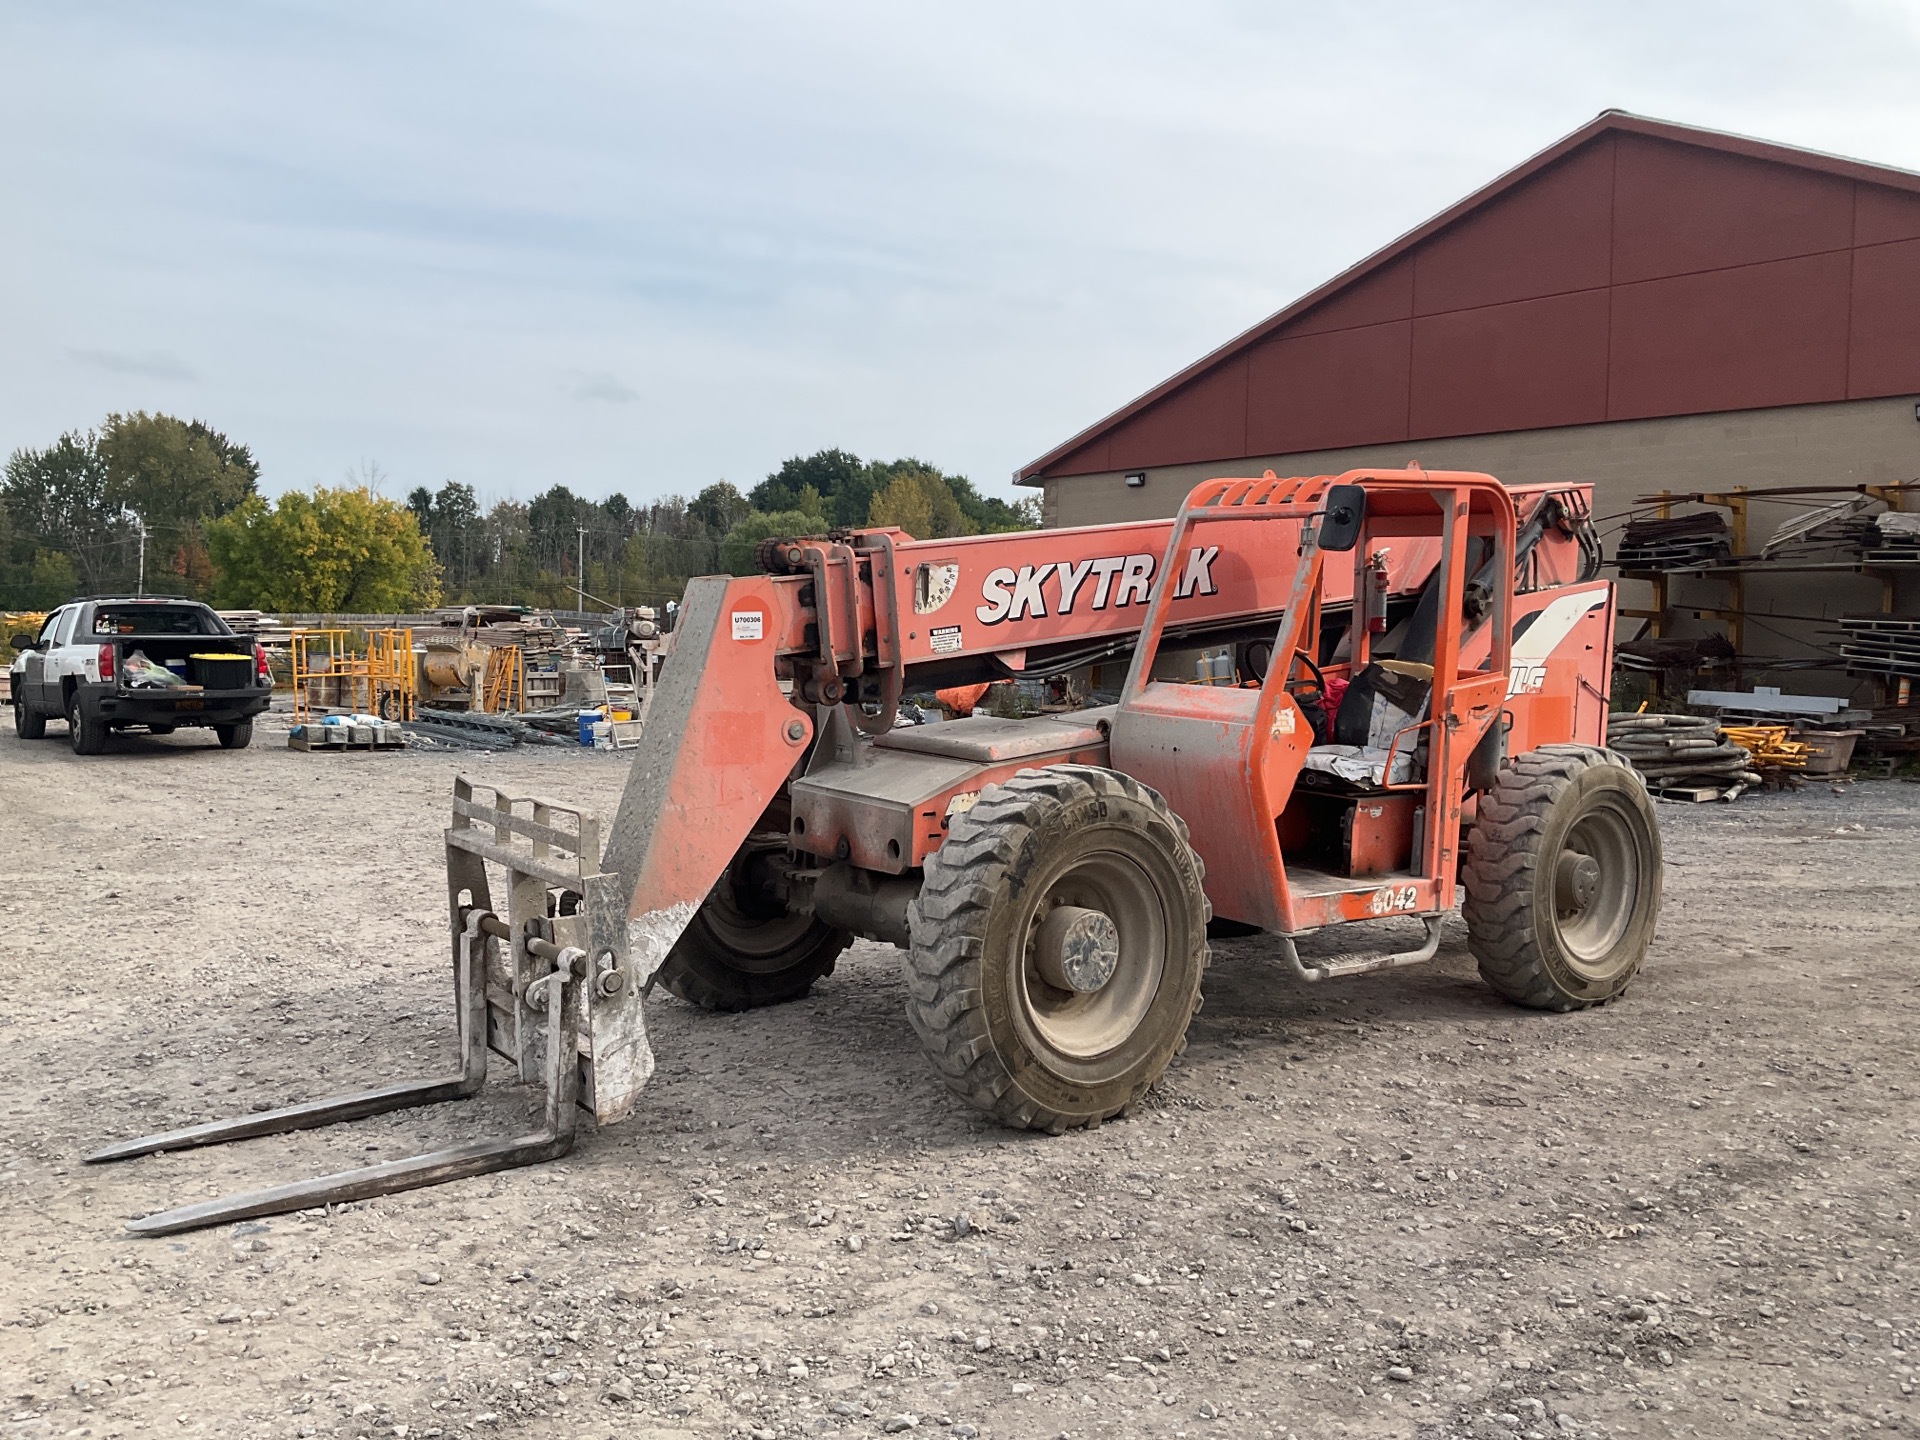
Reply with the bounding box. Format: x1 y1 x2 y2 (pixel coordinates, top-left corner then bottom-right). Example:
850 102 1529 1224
91 467 1660 1233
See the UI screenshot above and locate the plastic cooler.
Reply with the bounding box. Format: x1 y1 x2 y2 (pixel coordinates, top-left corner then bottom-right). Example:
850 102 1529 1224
189 653 255 688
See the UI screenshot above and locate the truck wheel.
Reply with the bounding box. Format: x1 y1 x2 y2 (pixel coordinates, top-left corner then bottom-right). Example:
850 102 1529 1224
68 694 108 755
907 764 1209 1133
1463 744 1662 1011
655 849 851 1011
13 697 46 739
216 721 253 749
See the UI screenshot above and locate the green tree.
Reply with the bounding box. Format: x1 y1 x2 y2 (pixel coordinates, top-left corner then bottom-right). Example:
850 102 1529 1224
689 481 751 537
527 484 589 578
98 412 259 594
720 506 829 573
601 492 635 538
473 499 532 603
1 429 130 595
752 449 871 527
407 481 485 597
207 486 441 611
754 449 1033 537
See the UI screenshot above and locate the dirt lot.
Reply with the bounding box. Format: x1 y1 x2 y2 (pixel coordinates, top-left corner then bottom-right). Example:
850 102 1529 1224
3 708 1918 1440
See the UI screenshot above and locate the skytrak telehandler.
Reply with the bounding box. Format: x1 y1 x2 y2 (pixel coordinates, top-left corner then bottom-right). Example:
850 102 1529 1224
91 467 1660 1234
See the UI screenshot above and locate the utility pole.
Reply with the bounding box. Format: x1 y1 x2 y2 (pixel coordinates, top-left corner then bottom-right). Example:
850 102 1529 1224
135 518 146 596
576 525 587 614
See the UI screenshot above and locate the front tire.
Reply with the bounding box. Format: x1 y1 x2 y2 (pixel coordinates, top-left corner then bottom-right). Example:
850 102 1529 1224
1463 745 1662 1011
13 697 46 739
655 845 851 1011
216 721 253 749
68 695 108 755
907 765 1209 1133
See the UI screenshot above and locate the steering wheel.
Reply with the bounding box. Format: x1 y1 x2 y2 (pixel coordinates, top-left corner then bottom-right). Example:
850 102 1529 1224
1238 640 1326 697
1285 647 1327 702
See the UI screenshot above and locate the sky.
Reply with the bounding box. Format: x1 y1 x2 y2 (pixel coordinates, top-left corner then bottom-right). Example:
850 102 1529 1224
3 1 1920 510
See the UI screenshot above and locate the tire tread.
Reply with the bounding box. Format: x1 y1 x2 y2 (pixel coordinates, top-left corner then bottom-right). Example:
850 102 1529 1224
1463 744 1660 1012
905 764 1209 1133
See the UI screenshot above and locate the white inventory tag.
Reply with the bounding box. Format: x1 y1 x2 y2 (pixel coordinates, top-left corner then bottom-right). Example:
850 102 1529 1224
731 611 764 641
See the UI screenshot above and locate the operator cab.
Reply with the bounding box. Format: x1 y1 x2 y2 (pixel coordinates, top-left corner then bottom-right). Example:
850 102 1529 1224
1276 486 1506 886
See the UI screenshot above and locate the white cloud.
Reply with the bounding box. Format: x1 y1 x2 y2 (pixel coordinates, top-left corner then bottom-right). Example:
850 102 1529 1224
567 371 639 405
66 348 196 382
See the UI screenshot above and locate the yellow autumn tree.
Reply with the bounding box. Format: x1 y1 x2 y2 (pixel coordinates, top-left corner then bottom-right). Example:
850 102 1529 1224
207 485 441 611
866 469 976 539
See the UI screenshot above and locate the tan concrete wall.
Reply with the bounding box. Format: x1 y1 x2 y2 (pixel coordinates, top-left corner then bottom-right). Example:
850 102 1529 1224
1035 395 1920 699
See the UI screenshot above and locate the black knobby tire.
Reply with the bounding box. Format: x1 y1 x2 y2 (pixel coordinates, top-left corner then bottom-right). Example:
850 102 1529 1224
906 764 1210 1133
13 697 46 739
1463 744 1662 1011
655 847 852 1012
216 721 253 750
68 694 108 755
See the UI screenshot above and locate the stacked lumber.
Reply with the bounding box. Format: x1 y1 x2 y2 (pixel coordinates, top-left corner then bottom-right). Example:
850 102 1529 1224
1606 713 1760 799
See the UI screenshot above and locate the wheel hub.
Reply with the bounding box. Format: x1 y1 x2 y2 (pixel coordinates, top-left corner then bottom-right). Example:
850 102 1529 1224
1033 905 1120 993
1555 850 1602 913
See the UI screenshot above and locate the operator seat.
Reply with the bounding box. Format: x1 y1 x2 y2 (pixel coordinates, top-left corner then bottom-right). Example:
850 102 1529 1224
1302 562 1445 789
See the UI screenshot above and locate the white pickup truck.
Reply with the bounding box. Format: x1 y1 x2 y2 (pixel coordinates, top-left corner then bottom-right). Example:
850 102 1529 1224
9 596 273 754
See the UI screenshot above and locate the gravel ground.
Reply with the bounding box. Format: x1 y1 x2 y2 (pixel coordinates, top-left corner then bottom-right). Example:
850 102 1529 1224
3 707 1918 1440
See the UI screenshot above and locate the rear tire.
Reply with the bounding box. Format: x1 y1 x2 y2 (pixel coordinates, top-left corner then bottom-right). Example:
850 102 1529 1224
1463 744 1662 1011
68 695 108 755
907 764 1209 1133
655 845 851 1011
216 721 252 749
13 697 46 739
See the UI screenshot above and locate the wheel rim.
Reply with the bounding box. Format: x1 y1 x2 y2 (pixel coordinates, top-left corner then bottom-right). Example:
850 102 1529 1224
697 855 823 975
1550 796 1642 977
1015 847 1166 1061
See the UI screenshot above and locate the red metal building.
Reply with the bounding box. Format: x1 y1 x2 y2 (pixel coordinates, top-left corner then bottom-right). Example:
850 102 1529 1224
1017 112 1920 685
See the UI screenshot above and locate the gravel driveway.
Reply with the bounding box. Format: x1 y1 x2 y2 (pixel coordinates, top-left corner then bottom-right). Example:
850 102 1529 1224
3 711 1916 1440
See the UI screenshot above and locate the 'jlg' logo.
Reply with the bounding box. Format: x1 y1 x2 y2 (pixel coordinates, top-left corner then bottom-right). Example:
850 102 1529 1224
975 546 1219 625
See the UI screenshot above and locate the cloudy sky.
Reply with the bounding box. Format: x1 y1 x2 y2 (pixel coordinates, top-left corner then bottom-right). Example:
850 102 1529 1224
3 2 1918 508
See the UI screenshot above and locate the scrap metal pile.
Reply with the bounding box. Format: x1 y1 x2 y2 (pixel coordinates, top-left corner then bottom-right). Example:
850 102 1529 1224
1613 513 1733 570
403 707 578 751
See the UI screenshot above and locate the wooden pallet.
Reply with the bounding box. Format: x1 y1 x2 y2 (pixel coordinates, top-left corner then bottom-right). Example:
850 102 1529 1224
1651 783 1732 803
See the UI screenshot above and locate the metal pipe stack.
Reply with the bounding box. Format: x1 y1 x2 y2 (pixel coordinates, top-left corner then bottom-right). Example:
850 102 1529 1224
1606 713 1761 794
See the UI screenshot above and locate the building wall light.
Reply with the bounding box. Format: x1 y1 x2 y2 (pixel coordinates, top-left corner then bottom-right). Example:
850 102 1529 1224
1124 471 1147 488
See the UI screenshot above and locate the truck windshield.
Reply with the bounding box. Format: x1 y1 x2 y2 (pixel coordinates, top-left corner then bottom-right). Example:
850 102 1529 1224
91 606 224 636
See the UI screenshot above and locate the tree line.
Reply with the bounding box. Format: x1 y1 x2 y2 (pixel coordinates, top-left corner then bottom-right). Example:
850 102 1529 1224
404 448 1037 611
1 417 1037 613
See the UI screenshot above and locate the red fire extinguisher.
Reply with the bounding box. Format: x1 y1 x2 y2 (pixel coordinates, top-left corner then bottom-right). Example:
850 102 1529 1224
1365 549 1391 636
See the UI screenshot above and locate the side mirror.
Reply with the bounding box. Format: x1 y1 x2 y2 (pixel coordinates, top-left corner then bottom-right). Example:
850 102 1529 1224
9 633 36 652
1317 484 1367 552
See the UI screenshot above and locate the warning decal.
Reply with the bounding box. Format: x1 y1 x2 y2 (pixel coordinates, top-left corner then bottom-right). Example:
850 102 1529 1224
929 625 963 654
